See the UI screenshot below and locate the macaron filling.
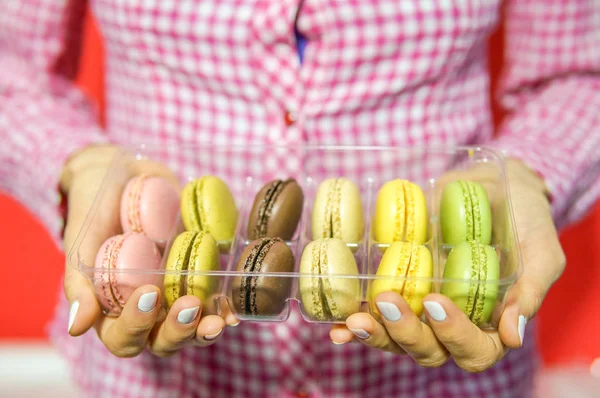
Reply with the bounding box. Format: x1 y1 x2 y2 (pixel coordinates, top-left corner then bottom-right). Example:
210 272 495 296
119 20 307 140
470 241 488 323
458 180 479 242
403 182 416 241
168 232 195 301
254 179 293 238
393 181 420 242
101 234 128 311
187 180 204 231
400 245 420 303
127 174 148 232
239 238 280 315
322 179 342 239
185 232 208 297
309 239 341 320
464 240 489 322
468 182 482 242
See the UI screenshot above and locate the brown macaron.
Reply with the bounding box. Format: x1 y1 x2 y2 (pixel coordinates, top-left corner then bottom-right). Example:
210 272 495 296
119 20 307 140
247 178 304 240
231 238 295 317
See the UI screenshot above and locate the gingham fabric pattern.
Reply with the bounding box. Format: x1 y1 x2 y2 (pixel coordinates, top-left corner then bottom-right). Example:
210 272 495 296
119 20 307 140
1 0 599 397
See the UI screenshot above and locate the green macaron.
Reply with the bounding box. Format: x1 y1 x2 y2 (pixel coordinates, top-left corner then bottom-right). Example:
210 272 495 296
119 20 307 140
441 241 499 325
440 180 492 245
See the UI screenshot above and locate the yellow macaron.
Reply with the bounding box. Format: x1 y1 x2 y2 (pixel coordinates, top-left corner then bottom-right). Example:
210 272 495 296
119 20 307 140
299 238 361 322
164 231 221 309
369 242 433 317
180 176 238 247
373 179 428 244
312 178 364 244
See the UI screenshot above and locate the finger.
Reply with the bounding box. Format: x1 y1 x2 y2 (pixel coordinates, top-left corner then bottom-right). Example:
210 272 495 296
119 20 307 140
97 285 161 358
423 294 505 373
374 292 449 367
63 169 122 335
132 159 181 190
148 296 203 357
193 315 226 347
64 266 102 336
499 227 565 348
345 313 406 355
499 275 552 349
218 298 240 327
329 324 356 345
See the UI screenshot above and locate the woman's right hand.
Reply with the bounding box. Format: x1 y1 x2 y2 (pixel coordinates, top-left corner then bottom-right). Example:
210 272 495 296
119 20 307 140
61 144 238 358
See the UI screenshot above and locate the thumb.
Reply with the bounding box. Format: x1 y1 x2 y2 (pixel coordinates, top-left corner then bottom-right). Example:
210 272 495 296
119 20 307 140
498 276 550 350
64 262 102 336
63 167 123 336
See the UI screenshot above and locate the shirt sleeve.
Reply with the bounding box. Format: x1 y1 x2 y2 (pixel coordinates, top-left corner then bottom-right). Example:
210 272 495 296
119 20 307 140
0 1 108 243
489 0 600 229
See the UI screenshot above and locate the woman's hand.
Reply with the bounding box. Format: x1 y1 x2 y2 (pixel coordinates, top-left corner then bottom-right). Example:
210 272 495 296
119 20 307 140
330 158 566 372
62 144 238 358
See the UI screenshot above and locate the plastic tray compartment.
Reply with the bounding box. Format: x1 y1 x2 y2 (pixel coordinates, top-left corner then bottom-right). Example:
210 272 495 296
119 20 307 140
70 144 522 329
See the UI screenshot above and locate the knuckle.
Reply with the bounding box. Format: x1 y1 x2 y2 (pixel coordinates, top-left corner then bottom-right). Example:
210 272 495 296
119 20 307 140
123 322 154 339
416 353 449 368
456 354 496 373
104 340 144 358
164 329 197 349
390 326 422 348
150 347 179 358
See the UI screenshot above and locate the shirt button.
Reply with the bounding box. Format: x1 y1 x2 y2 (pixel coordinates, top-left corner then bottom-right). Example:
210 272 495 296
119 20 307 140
285 110 297 126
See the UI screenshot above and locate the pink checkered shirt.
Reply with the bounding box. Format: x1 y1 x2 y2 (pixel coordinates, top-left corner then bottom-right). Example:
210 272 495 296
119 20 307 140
1 0 600 397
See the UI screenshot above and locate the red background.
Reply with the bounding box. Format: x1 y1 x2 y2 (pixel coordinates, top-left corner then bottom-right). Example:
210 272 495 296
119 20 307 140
1 7 599 367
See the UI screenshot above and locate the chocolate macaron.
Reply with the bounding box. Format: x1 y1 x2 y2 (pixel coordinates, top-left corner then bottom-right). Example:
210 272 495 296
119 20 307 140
231 238 295 317
247 178 304 240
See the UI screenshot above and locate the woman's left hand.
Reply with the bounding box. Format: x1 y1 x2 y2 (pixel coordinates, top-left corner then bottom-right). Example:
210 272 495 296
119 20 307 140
329 158 566 373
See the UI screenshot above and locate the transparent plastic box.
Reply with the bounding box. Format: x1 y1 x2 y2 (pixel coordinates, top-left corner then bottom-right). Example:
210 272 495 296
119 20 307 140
70 144 522 329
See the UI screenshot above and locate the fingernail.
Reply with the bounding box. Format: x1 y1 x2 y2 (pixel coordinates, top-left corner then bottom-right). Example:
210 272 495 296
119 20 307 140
332 340 346 345
177 306 200 324
349 328 370 340
518 315 527 346
376 302 402 322
230 321 240 327
423 301 447 322
204 329 223 341
138 292 158 313
68 301 79 333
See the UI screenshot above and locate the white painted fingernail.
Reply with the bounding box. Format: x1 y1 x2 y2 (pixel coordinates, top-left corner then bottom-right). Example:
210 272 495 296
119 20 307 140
349 328 370 340
424 301 447 321
177 306 200 324
138 292 158 313
68 301 79 333
377 302 402 322
518 315 527 346
204 329 223 341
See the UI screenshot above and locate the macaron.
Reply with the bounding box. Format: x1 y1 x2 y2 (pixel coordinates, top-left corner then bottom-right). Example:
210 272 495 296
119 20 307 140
94 232 163 315
373 179 428 245
299 238 360 322
180 176 239 245
440 180 492 245
231 238 294 317
163 231 221 309
369 242 433 317
311 178 364 244
120 174 180 244
441 241 500 325
247 178 304 240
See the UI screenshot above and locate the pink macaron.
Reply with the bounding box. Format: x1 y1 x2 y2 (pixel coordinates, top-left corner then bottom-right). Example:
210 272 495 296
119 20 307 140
94 232 163 315
120 174 180 244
